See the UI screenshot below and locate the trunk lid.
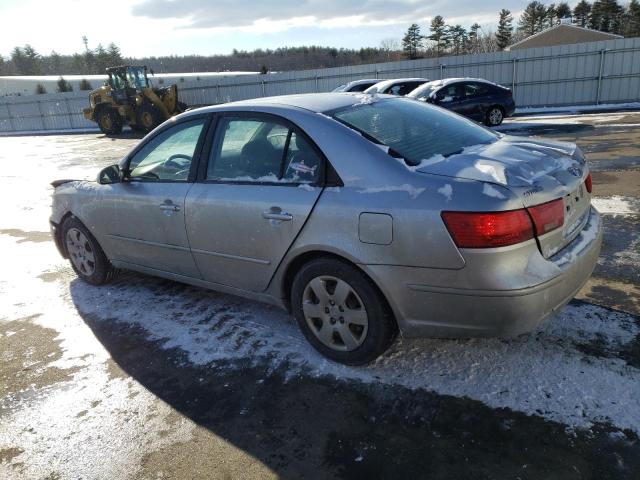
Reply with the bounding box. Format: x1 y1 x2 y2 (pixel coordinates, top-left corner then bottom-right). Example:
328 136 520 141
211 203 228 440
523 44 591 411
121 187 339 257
415 136 591 257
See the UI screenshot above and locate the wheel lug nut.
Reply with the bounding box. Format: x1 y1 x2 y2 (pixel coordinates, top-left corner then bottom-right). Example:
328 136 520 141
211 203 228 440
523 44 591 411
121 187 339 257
339 317 344 324
330 318 336 325
324 307 330 314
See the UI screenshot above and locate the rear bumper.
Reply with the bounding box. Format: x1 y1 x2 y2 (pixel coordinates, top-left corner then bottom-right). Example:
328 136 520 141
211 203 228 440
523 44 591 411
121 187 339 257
365 207 603 338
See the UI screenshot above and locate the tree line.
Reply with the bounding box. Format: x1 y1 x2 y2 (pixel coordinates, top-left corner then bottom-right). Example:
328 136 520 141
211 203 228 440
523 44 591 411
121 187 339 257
402 0 640 59
1 1 639 84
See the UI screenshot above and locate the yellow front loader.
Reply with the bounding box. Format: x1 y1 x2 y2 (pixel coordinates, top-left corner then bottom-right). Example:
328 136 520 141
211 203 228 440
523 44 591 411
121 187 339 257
83 65 187 135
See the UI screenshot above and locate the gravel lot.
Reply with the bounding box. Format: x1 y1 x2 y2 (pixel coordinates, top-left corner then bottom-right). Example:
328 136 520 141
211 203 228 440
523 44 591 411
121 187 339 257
1 110 639 479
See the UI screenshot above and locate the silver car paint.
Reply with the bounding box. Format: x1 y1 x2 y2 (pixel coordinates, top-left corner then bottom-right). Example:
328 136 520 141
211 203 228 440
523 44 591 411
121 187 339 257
51 93 602 337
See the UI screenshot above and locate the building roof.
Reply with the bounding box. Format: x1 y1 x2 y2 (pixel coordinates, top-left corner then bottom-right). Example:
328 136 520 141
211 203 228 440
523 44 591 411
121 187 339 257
508 24 622 51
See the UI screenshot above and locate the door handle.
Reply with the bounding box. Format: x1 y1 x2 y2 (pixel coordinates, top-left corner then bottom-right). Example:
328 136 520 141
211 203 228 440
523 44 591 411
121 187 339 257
159 203 180 212
262 211 293 221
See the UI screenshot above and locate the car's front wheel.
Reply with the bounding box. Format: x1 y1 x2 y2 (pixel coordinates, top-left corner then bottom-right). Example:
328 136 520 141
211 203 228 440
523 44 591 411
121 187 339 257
485 106 504 126
61 216 116 285
291 258 397 365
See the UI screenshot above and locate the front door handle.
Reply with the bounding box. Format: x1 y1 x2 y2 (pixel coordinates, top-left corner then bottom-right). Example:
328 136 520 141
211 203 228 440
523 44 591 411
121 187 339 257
262 211 293 221
159 203 180 212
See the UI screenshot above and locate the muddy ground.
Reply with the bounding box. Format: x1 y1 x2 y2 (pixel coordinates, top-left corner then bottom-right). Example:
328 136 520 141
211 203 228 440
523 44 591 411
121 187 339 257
0 110 639 479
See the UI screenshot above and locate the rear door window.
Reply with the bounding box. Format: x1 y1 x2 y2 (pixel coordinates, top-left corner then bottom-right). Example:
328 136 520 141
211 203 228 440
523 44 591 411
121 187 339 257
207 116 321 184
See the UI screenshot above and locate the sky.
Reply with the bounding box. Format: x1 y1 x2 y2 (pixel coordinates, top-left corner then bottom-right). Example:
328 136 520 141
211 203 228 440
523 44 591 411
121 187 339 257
0 0 544 58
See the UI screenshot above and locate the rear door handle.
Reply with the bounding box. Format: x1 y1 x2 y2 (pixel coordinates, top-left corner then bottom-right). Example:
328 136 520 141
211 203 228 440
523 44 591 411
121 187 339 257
262 211 293 221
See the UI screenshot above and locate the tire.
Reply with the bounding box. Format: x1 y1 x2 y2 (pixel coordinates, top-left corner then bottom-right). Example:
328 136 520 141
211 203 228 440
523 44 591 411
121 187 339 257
291 258 397 365
61 216 116 286
135 103 163 133
96 107 123 135
485 105 504 126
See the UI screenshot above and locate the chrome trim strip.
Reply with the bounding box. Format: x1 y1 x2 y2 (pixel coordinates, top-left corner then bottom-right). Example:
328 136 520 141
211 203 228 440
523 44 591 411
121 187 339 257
105 234 191 252
191 248 271 265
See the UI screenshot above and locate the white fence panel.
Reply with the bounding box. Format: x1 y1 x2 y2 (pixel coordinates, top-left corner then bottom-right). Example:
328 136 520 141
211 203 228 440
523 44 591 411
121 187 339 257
2 37 640 133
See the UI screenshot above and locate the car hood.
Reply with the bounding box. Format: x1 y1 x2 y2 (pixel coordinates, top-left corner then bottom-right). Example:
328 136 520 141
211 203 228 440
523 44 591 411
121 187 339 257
413 136 582 187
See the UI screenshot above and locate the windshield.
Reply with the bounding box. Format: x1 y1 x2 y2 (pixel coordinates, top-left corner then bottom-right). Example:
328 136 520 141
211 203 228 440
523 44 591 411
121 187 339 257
126 67 148 89
332 84 347 92
326 97 498 165
408 82 441 99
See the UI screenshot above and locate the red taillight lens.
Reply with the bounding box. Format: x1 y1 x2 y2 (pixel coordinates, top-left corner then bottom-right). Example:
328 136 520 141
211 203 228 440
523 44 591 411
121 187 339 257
527 198 565 236
585 173 592 193
442 210 534 248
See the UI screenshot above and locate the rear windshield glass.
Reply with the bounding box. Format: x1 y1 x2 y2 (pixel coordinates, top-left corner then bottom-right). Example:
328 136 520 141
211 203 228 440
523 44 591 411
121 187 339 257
326 97 498 165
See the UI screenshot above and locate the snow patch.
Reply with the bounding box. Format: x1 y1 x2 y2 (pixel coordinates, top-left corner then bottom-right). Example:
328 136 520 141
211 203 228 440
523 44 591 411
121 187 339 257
591 196 638 216
358 184 425 199
482 183 506 199
437 184 453 202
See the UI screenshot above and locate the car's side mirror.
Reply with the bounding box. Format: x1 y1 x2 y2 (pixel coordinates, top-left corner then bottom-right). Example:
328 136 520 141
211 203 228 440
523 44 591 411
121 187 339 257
98 164 122 184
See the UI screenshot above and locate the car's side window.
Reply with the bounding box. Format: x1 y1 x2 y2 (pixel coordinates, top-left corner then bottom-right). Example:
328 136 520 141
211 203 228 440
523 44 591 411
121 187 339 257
207 117 321 184
464 83 489 97
127 119 206 182
283 132 322 183
436 85 462 102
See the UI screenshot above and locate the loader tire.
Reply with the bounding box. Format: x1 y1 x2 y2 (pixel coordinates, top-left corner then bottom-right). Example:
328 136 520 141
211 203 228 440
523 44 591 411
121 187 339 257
136 103 163 133
96 107 123 135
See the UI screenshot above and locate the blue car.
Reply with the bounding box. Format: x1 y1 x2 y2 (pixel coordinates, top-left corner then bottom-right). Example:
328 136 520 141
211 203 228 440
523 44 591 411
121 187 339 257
407 78 516 126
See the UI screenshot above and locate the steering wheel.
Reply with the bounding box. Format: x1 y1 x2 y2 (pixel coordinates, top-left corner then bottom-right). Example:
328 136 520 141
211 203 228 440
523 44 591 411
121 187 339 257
164 153 192 170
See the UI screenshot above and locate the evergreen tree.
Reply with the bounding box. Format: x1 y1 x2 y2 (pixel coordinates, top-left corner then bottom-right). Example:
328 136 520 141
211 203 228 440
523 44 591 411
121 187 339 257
590 0 624 33
35 83 47 94
468 23 481 52
79 79 93 90
573 0 592 26
56 77 73 92
402 23 423 59
556 2 572 21
429 16 450 56
519 1 548 36
259 64 268 74
49 50 62 74
626 0 640 36
496 9 514 50
546 3 558 27
107 43 123 66
448 25 468 54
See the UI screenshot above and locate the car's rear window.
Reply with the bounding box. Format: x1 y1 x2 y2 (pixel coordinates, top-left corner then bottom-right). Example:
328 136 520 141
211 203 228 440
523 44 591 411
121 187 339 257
327 97 498 165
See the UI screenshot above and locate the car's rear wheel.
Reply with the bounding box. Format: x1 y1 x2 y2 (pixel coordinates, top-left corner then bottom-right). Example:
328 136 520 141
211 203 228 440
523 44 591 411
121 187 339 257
61 216 116 285
291 258 396 365
485 106 504 126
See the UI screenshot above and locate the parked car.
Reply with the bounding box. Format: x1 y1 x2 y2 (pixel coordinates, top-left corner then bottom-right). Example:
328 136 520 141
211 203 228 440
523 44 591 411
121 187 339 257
51 93 601 365
364 78 430 96
332 79 379 92
407 78 516 126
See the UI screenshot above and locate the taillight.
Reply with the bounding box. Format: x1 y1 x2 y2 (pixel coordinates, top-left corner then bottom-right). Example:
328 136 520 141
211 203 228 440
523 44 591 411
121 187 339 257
441 210 534 248
527 198 564 236
585 173 592 193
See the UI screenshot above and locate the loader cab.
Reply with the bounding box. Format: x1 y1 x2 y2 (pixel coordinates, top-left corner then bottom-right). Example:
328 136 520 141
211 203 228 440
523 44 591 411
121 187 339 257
107 65 150 103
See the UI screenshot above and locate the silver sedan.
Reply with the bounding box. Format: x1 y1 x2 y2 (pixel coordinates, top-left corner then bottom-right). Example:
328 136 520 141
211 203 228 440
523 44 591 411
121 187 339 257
50 93 603 365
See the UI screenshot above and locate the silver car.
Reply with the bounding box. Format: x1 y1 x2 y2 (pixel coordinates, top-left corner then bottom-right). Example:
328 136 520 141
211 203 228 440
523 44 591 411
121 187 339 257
50 93 603 365
364 78 430 96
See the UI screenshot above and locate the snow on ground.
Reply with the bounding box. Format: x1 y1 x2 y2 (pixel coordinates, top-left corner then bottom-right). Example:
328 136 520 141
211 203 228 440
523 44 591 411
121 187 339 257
515 102 640 115
3 231 638 435
592 196 640 216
